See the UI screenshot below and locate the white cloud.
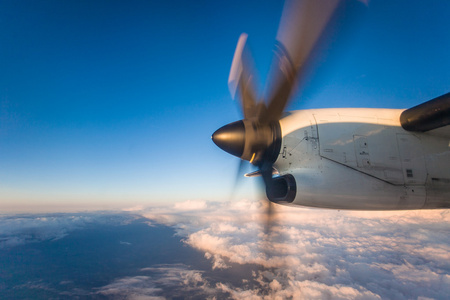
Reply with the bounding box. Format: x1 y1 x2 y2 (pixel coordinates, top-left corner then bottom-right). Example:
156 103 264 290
0 213 137 248
97 264 218 299
123 205 145 212
96 276 163 300
173 199 209 211
139 199 450 299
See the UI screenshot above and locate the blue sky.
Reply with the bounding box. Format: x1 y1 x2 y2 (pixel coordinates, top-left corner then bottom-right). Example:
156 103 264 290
1 0 449 211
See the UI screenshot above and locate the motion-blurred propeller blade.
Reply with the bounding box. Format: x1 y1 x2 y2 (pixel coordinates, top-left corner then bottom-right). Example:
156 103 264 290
260 161 276 237
261 0 340 123
228 33 259 120
264 200 275 236
230 159 248 200
261 191 275 264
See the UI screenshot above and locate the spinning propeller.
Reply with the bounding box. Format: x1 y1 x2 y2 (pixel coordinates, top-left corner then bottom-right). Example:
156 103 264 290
212 0 342 229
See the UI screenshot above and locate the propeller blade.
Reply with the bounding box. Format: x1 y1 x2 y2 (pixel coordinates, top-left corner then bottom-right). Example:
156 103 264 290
251 164 275 257
264 198 275 236
261 0 341 123
230 159 248 200
260 187 275 265
228 33 259 120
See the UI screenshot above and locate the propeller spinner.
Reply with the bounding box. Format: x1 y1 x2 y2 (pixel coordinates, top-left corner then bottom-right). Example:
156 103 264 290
212 120 281 165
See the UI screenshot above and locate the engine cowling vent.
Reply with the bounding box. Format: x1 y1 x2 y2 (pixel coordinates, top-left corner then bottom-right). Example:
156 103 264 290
266 174 296 204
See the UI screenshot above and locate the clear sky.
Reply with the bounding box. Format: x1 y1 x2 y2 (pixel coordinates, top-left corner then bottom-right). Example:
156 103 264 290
1 0 449 211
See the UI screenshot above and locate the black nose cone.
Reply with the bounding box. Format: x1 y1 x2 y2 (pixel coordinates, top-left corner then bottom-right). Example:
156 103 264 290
212 120 245 158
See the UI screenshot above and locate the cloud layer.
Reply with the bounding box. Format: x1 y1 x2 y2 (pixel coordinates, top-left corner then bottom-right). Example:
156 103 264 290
0 212 136 248
139 199 450 299
96 264 218 300
2 201 449 299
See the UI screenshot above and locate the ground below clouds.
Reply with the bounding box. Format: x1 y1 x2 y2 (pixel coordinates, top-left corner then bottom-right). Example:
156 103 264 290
1 201 449 299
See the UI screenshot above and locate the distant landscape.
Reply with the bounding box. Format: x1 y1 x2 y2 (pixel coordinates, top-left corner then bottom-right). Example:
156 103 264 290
1 200 449 299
